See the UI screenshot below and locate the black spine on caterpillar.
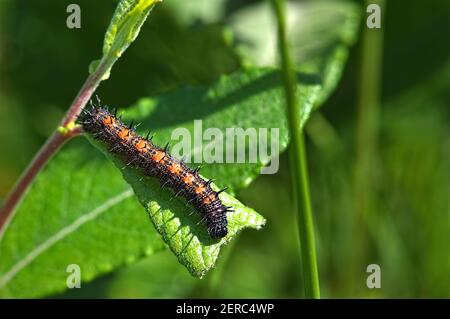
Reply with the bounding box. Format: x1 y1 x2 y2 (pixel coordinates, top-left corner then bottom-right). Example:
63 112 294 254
77 106 230 239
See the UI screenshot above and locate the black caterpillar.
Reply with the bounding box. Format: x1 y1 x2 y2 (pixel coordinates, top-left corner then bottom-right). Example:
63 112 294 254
77 106 230 238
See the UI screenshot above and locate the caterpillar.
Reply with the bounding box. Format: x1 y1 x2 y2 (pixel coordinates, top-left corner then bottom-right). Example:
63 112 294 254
77 105 230 239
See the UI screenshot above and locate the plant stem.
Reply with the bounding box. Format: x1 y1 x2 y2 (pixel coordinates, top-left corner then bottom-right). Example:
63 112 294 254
355 0 384 214
0 56 115 237
352 0 385 292
62 57 113 127
271 0 320 299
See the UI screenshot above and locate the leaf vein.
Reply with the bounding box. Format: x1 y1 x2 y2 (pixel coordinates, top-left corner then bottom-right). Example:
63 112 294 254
0 189 134 290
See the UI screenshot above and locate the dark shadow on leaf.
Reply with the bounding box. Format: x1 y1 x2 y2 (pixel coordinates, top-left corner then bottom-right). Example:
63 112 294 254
122 168 220 247
179 233 195 255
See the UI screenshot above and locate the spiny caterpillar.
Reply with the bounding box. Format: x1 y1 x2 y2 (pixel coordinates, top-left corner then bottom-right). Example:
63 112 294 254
77 105 230 239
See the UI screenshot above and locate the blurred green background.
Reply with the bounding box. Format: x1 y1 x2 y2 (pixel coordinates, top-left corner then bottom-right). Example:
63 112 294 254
0 0 449 298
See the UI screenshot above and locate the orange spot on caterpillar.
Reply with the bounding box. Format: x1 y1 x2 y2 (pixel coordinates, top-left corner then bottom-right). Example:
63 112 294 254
102 116 115 128
135 139 147 151
118 128 130 140
195 185 205 195
183 174 195 185
152 150 165 162
168 163 182 175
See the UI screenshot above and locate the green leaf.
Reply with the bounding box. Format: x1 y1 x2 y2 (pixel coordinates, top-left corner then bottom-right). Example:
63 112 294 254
0 139 165 298
228 0 361 106
88 0 162 80
118 159 265 278
103 0 162 59
85 133 265 278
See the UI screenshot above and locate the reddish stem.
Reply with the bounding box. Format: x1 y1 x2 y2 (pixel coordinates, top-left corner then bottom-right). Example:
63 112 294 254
0 58 110 236
61 60 107 127
0 132 66 233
